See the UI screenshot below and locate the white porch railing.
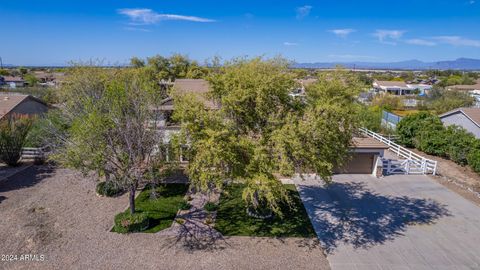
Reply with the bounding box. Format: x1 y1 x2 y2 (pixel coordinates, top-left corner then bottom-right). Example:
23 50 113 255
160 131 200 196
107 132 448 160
359 127 437 175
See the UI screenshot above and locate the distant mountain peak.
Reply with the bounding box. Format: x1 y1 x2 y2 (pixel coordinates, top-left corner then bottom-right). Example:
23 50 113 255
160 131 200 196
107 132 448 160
293 58 480 70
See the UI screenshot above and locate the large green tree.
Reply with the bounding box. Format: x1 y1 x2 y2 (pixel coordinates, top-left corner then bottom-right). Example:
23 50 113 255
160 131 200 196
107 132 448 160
173 58 360 216
52 66 169 214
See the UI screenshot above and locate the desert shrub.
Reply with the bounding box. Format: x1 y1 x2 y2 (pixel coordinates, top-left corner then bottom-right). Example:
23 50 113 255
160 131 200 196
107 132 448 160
114 212 149 233
204 202 218 212
96 181 124 197
444 126 476 166
0 116 33 166
467 141 480 173
397 112 441 148
25 110 71 148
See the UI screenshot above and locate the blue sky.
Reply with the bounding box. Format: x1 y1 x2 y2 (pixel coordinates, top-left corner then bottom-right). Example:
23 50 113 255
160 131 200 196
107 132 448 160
1 0 479 65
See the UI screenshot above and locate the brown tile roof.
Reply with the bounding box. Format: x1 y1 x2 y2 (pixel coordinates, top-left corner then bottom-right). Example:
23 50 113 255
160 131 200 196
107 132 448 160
448 79 480 91
2 76 25 82
351 136 389 149
0 94 47 119
374 80 408 87
170 79 219 110
0 95 29 119
440 107 480 127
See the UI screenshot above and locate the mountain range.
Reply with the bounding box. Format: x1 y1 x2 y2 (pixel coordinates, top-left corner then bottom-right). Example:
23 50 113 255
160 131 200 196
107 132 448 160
293 58 480 70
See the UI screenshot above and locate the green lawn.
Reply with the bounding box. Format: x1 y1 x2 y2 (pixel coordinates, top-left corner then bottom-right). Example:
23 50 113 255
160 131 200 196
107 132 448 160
214 184 316 237
113 184 188 233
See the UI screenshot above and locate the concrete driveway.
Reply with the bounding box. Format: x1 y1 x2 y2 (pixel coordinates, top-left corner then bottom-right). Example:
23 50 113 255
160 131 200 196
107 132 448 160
293 174 480 270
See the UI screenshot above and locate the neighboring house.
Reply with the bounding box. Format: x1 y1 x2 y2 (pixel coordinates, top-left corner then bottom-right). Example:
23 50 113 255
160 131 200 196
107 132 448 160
447 79 480 92
373 80 432 96
155 79 220 145
33 71 66 87
439 107 480 139
158 79 388 174
1 76 26 88
0 94 49 120
447 80 480 107
373 81 411 95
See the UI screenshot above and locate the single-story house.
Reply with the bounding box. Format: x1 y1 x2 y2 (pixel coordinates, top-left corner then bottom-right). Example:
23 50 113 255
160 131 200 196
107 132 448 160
1 76 26 88
439 107 480 139
447 80 480 107
158 79 389 175
155 79 220 144
0 94 49 120
373 80 432 96
373 81 411 95
33 71 66 87
447 79 480 92
335 137 388 176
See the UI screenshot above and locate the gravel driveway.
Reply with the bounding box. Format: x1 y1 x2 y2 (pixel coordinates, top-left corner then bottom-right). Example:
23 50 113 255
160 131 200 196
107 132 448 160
0 166 329 270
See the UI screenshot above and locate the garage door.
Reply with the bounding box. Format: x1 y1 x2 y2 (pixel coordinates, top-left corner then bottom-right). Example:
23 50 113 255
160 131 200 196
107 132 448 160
334 153 375 174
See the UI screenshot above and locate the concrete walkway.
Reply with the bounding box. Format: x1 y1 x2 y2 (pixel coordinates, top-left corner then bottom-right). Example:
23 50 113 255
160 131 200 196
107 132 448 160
293 174 480 270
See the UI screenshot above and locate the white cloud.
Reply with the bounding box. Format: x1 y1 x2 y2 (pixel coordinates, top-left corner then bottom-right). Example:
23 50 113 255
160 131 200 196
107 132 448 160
405 38 436 46
328 29 356 38
468 0 476 4
433 36 480 47
118 8 216 25
373 29 405 45
283 42 299 46
296 5 312 19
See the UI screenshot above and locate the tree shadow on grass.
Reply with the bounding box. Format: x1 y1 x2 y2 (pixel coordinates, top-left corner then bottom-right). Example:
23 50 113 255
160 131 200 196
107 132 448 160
0 165 55 195
297 181 451 254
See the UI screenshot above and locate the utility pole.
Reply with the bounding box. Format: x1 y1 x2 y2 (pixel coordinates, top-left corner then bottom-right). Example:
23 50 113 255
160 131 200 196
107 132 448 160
0 57 3 69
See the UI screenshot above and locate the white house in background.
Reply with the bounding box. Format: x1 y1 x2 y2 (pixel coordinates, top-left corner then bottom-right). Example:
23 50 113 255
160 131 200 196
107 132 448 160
439 107 480 139
373 80 432 96
1 76 26 88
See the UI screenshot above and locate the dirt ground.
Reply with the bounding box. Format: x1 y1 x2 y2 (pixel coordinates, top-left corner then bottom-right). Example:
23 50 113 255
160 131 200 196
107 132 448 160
0 166 329 270
407 148 480 205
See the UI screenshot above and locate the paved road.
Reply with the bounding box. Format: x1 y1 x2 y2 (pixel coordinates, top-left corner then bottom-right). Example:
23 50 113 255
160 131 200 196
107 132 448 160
293 174 480 270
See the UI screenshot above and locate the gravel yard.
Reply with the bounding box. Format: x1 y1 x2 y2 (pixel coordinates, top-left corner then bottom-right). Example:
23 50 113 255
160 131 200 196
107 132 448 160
0 166 329 270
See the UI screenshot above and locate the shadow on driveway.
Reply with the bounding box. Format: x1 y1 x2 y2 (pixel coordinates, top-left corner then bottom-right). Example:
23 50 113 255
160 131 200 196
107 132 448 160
0 165 56 196
297 181 451 254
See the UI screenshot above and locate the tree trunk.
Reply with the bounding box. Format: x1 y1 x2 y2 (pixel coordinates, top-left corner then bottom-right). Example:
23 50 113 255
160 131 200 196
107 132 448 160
252 190 260 209
129 185 136 214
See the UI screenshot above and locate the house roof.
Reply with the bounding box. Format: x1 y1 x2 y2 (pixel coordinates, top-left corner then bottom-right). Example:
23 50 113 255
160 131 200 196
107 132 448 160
2 76 25 83
439 107 480 127
0 94 47 119
374 80 408 88
164 79 219 110
351 136 389 149
448 80 480 91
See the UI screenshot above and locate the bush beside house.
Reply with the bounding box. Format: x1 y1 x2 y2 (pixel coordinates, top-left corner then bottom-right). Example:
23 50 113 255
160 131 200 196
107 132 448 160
397 112 480 174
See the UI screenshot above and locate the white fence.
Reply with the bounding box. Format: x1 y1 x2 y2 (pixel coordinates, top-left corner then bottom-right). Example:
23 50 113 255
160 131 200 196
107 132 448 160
360 128 437 175
21 147 48 160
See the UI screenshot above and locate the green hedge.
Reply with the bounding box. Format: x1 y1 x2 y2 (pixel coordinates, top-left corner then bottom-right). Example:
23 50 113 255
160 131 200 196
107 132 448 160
467 141 480 173
113 212 149 233
397 112 480 173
